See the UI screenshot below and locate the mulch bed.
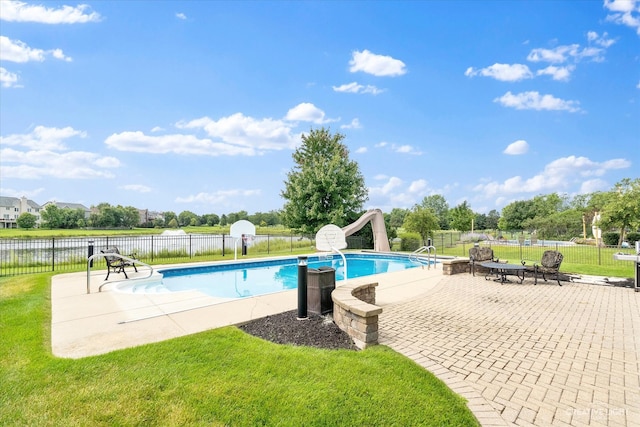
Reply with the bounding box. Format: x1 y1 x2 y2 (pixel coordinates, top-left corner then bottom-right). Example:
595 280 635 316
239 310 358 351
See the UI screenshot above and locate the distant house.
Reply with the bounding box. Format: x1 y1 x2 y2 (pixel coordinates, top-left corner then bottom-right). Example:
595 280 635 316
0 196 42 228
139 209 164 225
41 201 91 219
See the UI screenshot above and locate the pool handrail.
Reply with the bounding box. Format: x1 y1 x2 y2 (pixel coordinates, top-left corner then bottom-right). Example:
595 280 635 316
331 246 348 280
86 252 154 294
410 246 437 269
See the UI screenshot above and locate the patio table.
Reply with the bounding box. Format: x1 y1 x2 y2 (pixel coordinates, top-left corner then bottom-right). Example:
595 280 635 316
480 261 526 284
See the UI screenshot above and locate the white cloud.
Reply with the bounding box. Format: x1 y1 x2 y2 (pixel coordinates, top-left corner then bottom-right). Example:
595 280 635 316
373 141 422 155
0 125 119 180
105 131 257 156
391 144 422 155
0 147 119 179
579 178 609 194
536 65 575 81
407 179 428 193
0 125 86 150
473 155 631 199
527 42 607 64
503 140 529 155
341 118 362 129
0 186 44 199
349 49 406 77
332 82 384 95
355 146 367 153
180 112 300 150
0 67 20 87
151 126 165 132
0 1 101 23
494 91 582 112
0 36 72 63
587 31 616 48
120 184 152 193
285 103 334 124
368 176 403 196
175 189 261 205
604 0 640 35
367 176 442 210
464 63 533 82
176 12 187 20
50 48 72 62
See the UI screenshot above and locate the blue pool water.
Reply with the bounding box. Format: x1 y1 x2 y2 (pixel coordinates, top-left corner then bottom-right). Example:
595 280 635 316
158 253 424 299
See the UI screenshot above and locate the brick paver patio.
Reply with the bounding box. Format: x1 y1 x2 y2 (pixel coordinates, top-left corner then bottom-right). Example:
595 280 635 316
379 275 640 427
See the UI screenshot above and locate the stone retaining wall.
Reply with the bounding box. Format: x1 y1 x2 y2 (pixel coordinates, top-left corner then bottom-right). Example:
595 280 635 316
441 258 470 275
332 282 382 349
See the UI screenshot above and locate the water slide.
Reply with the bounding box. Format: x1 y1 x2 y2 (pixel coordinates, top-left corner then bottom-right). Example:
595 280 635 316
342 209 390 252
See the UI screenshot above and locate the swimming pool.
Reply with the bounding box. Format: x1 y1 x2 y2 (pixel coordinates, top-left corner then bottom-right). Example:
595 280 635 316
147 253 424 299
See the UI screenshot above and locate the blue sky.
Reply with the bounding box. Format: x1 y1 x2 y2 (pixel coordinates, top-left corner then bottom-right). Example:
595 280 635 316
1 0 639 217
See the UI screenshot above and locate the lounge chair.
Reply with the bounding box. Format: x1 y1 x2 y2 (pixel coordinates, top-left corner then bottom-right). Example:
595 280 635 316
531 250 564 286
101 247 138 280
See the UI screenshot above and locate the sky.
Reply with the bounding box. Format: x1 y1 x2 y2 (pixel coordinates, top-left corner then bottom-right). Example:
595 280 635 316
1 0 639 217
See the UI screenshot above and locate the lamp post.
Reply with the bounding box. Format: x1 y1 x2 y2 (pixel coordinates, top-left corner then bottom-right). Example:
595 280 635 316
297 256 308 319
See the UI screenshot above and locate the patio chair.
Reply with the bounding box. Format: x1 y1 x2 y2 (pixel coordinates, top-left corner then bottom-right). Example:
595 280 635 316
101 247 138 280
469 246 500 276
533 250 564 286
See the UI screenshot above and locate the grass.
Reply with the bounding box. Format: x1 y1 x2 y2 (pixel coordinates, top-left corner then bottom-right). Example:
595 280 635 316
0 274 479 426
439 244 635 278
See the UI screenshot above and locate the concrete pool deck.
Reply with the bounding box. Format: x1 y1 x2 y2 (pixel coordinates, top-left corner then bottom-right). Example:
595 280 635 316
51 261 639 426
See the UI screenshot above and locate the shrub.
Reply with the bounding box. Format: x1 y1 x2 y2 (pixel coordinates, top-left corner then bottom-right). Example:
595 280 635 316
399 233 421 252
625 232 640 245
603 232 620 246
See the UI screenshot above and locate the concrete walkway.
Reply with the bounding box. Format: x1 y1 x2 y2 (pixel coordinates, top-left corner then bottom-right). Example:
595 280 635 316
378 274 640 427
51 264 640 426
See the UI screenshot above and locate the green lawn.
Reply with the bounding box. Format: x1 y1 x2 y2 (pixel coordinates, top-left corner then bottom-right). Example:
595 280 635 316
439 244 635 278
0 274 479 426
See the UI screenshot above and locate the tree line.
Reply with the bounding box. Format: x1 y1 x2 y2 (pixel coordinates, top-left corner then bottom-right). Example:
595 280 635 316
14 128 640 248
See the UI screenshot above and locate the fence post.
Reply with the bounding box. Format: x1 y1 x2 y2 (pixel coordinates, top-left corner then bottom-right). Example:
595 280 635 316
189 234 192 258
267 234 270 254
151 235 154 262
598 244 601 265
52 237 55 272
222 234 225 257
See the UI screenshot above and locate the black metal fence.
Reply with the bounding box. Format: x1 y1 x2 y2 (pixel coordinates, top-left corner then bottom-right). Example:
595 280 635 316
1 232 633 277
0 234 367 277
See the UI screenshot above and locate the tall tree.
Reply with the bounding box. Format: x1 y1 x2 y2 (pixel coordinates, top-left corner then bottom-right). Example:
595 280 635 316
486 209 500 230
403 205 440 246
281 127 367 234
420 194 450 229
178 210 199 227
40 205 62 229
498 199 536 230
449 201 474 231
387 208 409 229
598 178 640 245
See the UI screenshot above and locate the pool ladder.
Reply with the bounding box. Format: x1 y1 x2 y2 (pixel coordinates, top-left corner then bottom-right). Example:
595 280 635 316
410 246 437 269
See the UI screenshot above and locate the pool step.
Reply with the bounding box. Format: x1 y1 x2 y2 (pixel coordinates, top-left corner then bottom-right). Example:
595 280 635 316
114 274 169 294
